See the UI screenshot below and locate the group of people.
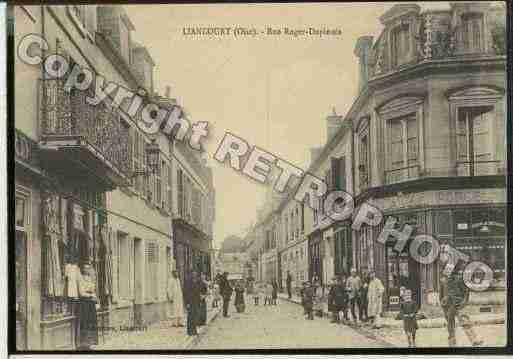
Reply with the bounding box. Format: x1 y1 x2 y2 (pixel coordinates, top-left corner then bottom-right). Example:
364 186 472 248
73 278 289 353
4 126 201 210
251 281 278 306
166 270 210 336
300 269 385 328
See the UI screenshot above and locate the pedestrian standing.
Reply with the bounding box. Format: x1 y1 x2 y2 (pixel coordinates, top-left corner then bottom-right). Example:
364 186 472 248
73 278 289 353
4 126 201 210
346 268 362 325
303 282 314 320
400 288 418 347
333 276 347 324
212 282 221 308
252 282 260 305
219 272 233 318
286 271 293 299
339 273 350 322
313 281 324 317
367 271 385 329
300 282 307 315
272 280 278 305
234 280 246 313
439 263 483 347
166 269 185 327
197 273 208 326
328 278 338 323
77 262 98 350
264 282 273 305
359 270 369 323
184 271 201 336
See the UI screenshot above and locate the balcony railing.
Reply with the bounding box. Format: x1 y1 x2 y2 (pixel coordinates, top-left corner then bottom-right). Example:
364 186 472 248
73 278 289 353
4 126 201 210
39 78 132 187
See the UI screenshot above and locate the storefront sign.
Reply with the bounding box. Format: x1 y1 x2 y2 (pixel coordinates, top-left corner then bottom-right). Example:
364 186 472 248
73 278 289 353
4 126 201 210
375 189 505 211
435 189 505 205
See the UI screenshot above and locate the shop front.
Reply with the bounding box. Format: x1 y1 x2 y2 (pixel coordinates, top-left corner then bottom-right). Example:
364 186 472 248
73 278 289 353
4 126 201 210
357 187 506 311
173 218 212 285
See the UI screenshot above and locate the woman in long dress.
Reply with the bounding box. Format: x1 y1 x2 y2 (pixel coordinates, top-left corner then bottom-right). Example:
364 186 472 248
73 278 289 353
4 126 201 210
77 262 98 349
166 270 185 327
367 271 385 329
234 280 246 313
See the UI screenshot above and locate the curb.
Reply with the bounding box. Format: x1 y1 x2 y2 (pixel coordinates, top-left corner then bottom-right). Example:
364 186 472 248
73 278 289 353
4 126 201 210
182 307 222 349
277 295 505 329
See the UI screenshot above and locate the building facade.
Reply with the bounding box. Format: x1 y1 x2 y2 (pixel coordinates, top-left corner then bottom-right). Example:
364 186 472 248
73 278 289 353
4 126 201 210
171 139 215 284
347 2 506 310
13 5 216 350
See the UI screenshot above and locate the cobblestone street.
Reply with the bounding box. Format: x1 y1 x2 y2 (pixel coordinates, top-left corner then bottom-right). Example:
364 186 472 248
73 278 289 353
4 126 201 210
195 299 393 349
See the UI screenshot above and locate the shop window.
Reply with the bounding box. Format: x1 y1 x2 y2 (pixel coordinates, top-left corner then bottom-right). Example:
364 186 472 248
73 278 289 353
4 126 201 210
451 207 505 286
390 23 410 68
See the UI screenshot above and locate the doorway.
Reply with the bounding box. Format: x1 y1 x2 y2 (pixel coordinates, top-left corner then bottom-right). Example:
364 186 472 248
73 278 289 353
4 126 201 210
385 243 421 311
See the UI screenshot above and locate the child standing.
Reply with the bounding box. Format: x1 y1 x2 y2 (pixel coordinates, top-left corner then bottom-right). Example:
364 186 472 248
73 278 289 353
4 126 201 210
264 282 273 305
400 288 418 347
253 282 261 305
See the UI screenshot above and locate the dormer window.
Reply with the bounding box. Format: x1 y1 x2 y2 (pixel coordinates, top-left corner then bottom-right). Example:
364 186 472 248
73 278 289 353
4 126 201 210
390 23 410 67
460 13 484 52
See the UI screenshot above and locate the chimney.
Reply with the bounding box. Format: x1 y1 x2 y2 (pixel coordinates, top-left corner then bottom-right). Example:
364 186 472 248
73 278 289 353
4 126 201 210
326 108 343 142
165 86 171 98
131 43 155 93
353 36 373 93
97 6 135 64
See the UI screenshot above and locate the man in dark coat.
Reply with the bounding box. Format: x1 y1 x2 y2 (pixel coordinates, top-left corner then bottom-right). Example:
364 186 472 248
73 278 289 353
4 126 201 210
303 282 314 320
184 271 201 336
219 272 233 317
439 263 483 347
286 271 293 299
332 276 347 323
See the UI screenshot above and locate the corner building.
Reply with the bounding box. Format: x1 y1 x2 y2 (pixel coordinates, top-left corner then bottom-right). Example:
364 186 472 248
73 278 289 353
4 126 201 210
348 3 506 311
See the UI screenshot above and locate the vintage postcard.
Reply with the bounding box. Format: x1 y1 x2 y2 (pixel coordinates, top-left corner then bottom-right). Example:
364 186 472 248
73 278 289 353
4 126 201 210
10 1 508 353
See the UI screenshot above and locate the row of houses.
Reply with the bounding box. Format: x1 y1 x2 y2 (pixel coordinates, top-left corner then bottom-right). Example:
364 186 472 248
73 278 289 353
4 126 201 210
244 2 506 314
14 5 215 350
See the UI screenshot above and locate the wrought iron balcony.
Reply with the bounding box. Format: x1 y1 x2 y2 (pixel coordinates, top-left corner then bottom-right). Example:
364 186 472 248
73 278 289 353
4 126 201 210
39 78 132 190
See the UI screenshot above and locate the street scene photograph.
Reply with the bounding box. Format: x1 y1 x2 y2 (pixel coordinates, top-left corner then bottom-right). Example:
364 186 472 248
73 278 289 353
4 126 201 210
11 1 508 352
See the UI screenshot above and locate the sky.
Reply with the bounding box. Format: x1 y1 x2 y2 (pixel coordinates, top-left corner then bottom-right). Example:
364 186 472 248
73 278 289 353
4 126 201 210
125 2 450 249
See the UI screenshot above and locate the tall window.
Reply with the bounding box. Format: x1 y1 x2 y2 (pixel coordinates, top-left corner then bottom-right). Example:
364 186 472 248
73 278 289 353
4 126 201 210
391 24 410 67
460 13 484 52
145 242 159 301
177 168 184 217
456 106 494 176
167 164 172 213
358 131 370 189
285 215 289 242
117 232 130 299
155 159 162 206
386 114 419 183
15 193 28 336
132 130 144 193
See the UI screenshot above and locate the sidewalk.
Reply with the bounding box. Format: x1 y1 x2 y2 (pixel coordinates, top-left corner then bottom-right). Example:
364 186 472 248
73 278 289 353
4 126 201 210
277 293 505 329
94 304 221 350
